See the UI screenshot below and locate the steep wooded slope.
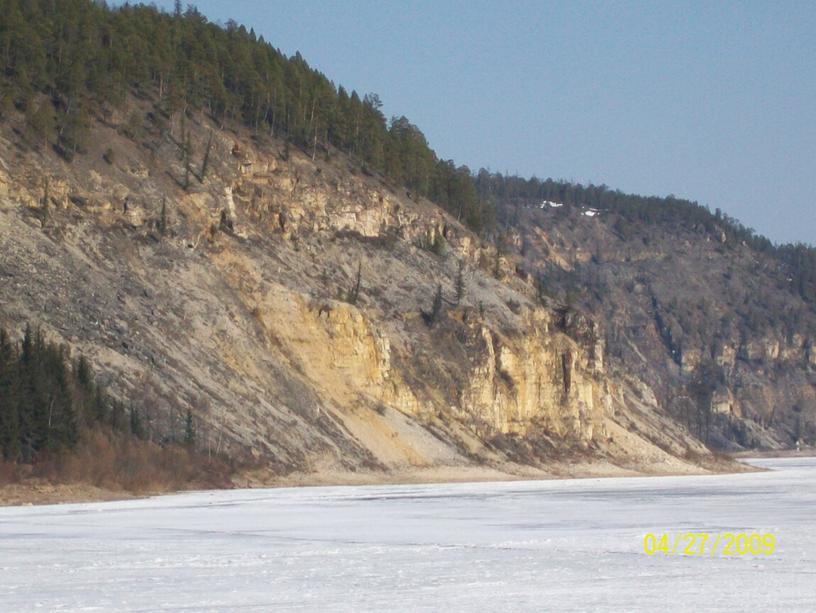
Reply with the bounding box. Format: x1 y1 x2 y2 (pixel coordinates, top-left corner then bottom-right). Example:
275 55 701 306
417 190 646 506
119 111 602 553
500 200 816 451
0 104 719 478
2 0 807 484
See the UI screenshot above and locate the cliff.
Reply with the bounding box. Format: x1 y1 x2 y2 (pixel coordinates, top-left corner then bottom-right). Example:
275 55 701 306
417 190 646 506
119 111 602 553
508 201 816 452
0 104 718 481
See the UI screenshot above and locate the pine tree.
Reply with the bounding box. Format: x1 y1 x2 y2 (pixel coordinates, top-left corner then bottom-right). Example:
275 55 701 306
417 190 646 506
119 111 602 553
110 400 125 432
0 92 13 121
182 131 192 190
184 409 195 446
431 231 445 256
18 325 47 460
26 101 54 148
493 234 505 279
199 130 214 181
455 261 465 305
0 329 21 460
44 347 77 451
40 177 50 226
75 355 92 391
130 406 146 440
91 386 107 425
424 284 444 327
536 275 548 306
0 321 201 465
159 197 168 236
346 261 362 305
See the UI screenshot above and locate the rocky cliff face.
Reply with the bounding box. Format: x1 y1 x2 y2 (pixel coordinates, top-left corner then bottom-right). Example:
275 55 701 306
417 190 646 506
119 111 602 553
0 106 717 478
457 310 605 441
508 202 816 451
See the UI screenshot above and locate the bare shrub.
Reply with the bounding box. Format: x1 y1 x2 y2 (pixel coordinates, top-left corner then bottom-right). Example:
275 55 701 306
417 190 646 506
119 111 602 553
26 428 239 494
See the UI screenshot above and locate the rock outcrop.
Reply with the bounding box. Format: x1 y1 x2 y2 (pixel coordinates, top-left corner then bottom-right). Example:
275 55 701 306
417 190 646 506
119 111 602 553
0 108 723 477
512 197 816 451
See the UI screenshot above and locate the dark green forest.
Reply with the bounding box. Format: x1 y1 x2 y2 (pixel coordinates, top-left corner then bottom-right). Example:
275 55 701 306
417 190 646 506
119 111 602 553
0 0 492 229
0 326 235 489
0 0 814 301
0 324 147 462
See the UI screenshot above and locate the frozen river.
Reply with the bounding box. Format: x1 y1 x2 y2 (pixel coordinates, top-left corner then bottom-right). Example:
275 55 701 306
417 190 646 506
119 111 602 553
1 457 815 611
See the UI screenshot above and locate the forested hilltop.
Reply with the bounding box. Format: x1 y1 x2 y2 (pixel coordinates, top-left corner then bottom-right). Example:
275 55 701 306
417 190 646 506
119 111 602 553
1 0 814 299
474 174 816 305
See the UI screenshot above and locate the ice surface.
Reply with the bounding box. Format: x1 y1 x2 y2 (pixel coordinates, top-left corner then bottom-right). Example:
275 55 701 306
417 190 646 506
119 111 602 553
1 458 815 611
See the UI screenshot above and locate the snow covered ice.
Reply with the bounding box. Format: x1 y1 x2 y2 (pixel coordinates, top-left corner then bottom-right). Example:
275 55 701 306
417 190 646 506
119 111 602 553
1 458 815 611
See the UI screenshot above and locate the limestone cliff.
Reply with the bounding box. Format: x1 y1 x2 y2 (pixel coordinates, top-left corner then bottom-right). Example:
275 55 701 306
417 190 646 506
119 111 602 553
0 107 717 478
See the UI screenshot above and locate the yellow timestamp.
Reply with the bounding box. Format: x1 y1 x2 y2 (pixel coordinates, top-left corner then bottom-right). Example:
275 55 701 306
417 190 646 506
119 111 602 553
643 532 775 556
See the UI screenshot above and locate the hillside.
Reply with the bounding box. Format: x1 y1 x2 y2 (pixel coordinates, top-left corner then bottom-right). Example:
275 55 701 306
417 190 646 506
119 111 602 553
1 1 812 494
495 197 816 451
0 90 736 487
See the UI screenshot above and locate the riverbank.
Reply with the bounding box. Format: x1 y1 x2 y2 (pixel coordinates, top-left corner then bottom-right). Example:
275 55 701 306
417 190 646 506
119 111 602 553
0 451 753 507
727 447 816 459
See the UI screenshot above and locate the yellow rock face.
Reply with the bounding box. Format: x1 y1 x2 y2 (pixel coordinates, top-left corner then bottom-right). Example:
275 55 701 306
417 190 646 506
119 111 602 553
459 316 605 442
0 110 716 474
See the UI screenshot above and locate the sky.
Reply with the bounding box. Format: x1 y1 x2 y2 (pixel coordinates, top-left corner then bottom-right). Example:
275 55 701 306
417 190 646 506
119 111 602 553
144 0 815 245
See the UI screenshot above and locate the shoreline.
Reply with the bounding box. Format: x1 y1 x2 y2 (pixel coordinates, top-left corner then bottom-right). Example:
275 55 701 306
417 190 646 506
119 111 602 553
0 454 759 508
726 448 816 459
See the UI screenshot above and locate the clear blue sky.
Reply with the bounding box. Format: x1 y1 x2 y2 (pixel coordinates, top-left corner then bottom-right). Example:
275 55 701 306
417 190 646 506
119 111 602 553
146 0 815 245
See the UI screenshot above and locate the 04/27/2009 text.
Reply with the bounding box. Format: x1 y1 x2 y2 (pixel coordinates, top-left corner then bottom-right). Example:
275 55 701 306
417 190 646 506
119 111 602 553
643 532 775 556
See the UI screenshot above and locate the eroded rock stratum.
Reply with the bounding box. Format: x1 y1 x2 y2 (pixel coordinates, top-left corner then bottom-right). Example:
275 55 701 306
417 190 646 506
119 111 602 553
0 112 725 477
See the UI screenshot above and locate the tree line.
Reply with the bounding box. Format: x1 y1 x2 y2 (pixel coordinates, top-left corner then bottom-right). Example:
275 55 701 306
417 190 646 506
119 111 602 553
0 0 492 231
1 0 813 303
474 171 816 305
0 324 149 462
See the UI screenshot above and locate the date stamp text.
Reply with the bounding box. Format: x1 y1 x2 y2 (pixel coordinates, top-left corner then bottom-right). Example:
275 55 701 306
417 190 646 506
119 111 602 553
643 532 775 556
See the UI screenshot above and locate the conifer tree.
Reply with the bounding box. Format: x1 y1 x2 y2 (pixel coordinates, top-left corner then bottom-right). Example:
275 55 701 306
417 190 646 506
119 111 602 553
160 197 168 236
184 409 195 446
183 131 192 190
110 400 125 432
26 101 54 148
455 261 465 305
130 407 146 440
0 329 20 460
346 261 362 305
536 275 548 306
199 130 214 181
44 347 77 451
424 284 444 327
19 325 47 460
40 178 50 226
493 234 505 279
